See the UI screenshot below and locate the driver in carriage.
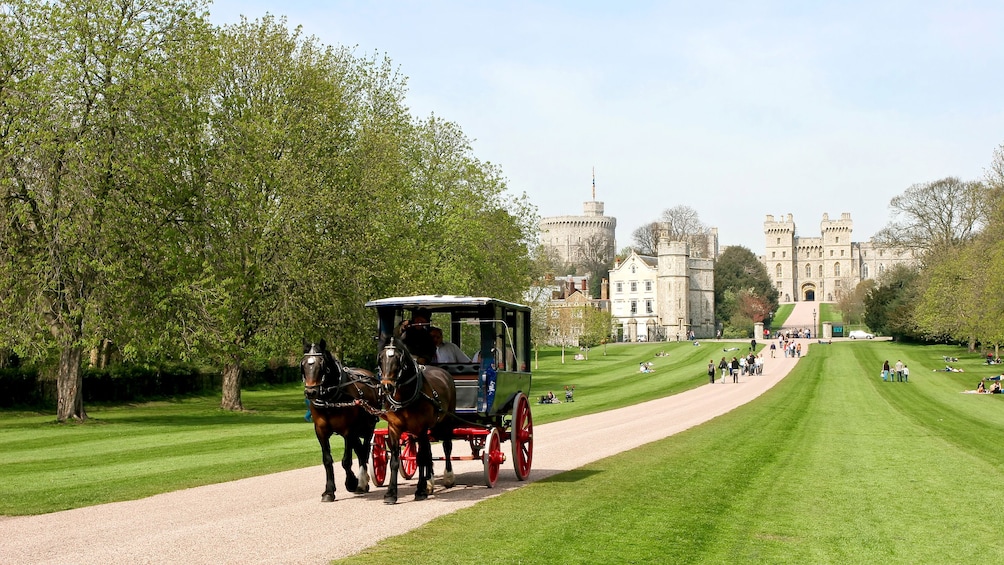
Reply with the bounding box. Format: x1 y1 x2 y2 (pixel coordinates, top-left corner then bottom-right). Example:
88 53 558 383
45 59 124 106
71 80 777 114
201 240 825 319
396 308 437 364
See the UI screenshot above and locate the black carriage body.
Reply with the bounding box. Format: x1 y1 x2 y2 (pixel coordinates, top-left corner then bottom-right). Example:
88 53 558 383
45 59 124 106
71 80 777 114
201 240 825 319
365 295 531 422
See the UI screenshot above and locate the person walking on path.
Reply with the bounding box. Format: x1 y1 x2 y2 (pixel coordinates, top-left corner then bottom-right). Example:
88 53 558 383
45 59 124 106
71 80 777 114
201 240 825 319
708 360 716 384
895 360 904 382
719 357 729 382
903 364 910 382
882 360 891 381
731 357 740 383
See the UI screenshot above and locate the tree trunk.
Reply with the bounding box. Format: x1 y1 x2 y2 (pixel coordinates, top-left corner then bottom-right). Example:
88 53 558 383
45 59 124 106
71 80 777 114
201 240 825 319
221 362 244 411
56 346 87 422
968 336 977 353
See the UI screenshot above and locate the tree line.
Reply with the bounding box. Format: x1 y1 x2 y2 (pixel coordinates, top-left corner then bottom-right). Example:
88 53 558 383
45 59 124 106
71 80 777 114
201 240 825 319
0 0 537 421
863 148 1004 355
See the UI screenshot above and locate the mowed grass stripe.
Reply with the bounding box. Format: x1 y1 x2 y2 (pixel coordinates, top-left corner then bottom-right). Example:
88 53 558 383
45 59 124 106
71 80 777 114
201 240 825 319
337 343 1004 564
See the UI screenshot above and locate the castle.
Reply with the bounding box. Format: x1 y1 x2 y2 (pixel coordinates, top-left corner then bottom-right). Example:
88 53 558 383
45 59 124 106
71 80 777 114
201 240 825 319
538 180 717 341
762 213 919 302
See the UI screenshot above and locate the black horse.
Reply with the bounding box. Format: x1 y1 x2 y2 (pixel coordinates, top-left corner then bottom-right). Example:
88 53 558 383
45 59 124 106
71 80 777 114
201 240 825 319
301 340 381 502
376 336 456 504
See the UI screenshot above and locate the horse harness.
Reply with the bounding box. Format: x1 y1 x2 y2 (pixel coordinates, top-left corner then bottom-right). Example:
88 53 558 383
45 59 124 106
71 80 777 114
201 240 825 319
303 352 382 412
380 343 447 416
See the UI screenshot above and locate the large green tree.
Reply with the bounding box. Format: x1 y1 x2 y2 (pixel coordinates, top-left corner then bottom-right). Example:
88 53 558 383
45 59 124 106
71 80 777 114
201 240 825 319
713 245 779 333
0 0 210 421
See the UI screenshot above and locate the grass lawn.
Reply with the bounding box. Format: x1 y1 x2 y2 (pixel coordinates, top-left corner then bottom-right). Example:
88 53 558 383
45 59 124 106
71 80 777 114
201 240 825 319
0 341 739 515
771 303 794 329
337 341 1004 564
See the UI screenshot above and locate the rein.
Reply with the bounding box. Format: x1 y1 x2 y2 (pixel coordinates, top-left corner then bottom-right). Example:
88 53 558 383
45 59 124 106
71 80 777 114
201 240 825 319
303 351 382 412
381 344 444 414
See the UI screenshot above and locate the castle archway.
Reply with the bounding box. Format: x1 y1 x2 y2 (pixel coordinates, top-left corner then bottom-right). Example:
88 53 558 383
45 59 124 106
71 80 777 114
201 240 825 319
801 283 816 302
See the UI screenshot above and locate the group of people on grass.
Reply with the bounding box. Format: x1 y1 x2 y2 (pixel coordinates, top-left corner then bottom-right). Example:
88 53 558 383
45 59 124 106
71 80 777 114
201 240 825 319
539 385 575 404
881 360 910 382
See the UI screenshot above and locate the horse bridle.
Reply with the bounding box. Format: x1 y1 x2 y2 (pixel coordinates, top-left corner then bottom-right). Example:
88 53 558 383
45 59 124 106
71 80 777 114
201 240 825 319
379 341 428 411
302 349 346 400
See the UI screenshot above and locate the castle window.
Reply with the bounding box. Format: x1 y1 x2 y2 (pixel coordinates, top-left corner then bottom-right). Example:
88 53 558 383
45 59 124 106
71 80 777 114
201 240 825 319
646 300 653 314
879 264 885 275
835 279 842 288
841 250 845 256
630 282 637 292
630 300 637 314
771 251 776 258
776 264 782 278
819 251 822 258
830 250 834 257
805 264 811 277
818 265 823 277
880 250 884 257
782 251 786 258
616 282 622 293
777 237 780 244
836 237 840 243
834 263 841 276
863 265 869 278
645 281 652 292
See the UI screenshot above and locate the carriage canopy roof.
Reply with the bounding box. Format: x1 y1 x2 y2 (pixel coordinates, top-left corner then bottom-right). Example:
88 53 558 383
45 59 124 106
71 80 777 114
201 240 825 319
364 295 530 313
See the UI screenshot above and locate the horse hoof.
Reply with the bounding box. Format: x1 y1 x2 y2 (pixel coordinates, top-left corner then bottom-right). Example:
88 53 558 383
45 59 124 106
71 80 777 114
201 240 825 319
354 485 370 494
383 496 397 505
321 493 335 503
345 477 359 492
414 492 428 501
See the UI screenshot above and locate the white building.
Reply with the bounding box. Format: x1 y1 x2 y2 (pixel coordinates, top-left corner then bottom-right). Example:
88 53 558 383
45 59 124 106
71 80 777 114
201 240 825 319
609 235 716 341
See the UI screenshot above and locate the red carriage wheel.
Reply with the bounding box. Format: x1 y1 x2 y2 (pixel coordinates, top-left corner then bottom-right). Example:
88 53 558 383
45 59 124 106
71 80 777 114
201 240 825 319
510 392 533 481
371 431 387 487
482 427 502 488
400 432 418 480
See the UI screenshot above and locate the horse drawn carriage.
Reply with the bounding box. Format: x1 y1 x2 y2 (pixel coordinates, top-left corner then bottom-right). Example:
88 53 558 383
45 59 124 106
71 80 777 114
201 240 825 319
365 295 534 498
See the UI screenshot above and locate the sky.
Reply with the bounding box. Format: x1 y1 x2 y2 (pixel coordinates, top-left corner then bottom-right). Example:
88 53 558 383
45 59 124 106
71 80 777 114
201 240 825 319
208 0 1004 254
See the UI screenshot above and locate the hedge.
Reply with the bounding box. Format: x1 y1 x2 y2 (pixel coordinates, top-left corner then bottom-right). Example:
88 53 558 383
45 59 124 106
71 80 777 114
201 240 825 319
0 363 302 409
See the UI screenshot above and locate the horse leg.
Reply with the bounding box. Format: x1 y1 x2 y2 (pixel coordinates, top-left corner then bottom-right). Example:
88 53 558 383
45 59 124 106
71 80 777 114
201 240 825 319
414 434 432 501
317 432 337 502
384 432 400 504
440 432 455 489
353 432 372 493
341 435 359 493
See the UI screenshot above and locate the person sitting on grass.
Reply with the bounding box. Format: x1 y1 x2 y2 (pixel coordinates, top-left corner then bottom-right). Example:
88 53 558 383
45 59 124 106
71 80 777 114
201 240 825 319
977 380 987 394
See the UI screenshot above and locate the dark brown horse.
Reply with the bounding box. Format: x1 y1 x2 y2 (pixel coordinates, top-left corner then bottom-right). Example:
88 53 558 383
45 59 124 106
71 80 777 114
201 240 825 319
377 336 456 504
301 340 381 502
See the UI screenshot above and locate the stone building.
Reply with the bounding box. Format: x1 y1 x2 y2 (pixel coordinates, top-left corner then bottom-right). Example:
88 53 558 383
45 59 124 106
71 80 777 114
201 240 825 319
539 198 616 270
762 213 920 303
608 234 716 341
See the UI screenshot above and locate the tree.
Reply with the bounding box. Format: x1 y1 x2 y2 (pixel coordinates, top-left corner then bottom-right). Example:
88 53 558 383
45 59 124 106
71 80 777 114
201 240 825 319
632 205 711 256
577 233 613 298
0 0 210 421
836 279 875 326
875 177 987 254
863 264 922 340
714 245 779 331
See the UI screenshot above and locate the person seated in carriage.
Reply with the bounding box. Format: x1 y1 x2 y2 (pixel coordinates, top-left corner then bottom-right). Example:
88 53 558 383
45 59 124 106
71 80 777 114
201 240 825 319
429 325 470 363
396 308 437 364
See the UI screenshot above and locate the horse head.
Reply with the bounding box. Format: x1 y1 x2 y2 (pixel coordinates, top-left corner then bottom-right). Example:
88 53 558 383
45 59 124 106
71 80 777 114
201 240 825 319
377 336 416 394
302 339 337 400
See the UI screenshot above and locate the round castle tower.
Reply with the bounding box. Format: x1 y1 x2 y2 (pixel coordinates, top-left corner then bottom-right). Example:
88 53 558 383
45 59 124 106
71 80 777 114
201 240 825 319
539 185 616 267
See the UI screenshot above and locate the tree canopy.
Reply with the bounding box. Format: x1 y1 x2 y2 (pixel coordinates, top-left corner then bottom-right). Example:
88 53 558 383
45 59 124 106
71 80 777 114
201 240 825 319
0 1 537 419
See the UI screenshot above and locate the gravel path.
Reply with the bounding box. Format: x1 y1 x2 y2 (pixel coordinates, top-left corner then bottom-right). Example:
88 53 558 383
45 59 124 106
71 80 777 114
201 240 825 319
0 340 808 564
